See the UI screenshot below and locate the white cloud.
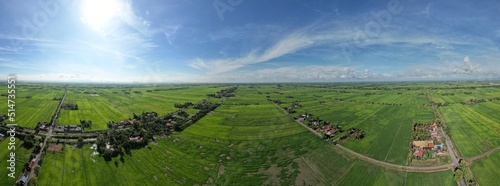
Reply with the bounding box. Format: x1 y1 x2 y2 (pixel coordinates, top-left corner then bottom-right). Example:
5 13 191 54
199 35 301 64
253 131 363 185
164 25 180 45
190 31 315 74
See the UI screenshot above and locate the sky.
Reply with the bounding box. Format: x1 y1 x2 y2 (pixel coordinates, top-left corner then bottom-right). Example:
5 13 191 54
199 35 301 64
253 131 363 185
0 0 499 83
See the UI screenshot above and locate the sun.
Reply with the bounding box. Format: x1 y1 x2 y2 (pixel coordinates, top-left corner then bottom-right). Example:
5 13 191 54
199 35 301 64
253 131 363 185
81 0 123 31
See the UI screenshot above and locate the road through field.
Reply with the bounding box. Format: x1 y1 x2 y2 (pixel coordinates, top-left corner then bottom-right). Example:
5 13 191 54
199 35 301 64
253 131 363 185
23 85 67 185
465 146 500 163
273 103 454 173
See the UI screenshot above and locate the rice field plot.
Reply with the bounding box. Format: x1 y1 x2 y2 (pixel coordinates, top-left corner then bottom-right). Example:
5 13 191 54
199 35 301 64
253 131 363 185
38 139 217 186
336 160 456 186
0 138 32 186
292 97 433 165
0 85 63 128
405 170 456 186
470 150 500 186
58 95 131 130
440 102 500 157
57 85 228 130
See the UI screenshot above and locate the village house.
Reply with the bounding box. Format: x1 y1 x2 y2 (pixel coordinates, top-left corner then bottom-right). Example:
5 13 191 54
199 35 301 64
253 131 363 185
323 125 337 137
65 125 82 132
38 122 49 131
434 144 445 151
412 140 434 150
165 119 176 127
19 173 29 184
28 158 36 170
129 136 143 143
54 126 65 132
113 119 136 129
413 149 424 158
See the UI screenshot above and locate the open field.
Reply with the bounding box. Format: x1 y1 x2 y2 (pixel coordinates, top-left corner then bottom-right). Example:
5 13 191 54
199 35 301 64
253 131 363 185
440 102 500 157
0 84 63 128
0 138 32 186
57 85 229 130
36 84 462 185
246 84 435 165
470 150 500 186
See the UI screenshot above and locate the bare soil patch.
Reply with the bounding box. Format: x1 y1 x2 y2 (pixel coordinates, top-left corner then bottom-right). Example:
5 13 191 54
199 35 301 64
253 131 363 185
47 143 63 152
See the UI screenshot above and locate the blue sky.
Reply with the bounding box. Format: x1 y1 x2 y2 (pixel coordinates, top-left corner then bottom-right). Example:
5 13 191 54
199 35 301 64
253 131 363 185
0 0 499 83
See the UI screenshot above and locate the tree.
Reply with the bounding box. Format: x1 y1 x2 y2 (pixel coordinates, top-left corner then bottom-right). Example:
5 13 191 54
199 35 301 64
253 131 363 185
77 136 84 148
454 169 463 183
23 133 35 148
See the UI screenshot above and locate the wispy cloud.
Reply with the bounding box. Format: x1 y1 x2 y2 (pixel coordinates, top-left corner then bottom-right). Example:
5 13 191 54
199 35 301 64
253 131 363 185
190 29 316 74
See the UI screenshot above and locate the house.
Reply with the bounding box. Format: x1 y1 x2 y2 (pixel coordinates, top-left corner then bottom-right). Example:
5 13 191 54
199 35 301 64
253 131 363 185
65 125 82 132
430 122 437 130
413 149 424 157
121 120 134 125
323 125 331 131
412 140 434 150
434 144 445 151
28 158 36 170
129 136 143 143
54 126 65 132
19 173 29 184
38 122 49 131
431 131 442 140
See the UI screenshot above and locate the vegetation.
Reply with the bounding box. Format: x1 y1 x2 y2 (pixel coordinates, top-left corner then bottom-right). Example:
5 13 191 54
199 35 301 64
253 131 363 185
1 82 498 185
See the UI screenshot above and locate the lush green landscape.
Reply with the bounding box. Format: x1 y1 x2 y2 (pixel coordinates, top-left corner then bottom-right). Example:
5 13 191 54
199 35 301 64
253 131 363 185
1 82 499 185
0 138 32 186
470 151 500 186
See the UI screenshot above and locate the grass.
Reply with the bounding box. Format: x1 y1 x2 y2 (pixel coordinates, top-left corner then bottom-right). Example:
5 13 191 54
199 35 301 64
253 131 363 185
0 84 63 128
470 150 500 186
440 102 500 157
4 82 499 185
0 138 32 186
57 85 229 130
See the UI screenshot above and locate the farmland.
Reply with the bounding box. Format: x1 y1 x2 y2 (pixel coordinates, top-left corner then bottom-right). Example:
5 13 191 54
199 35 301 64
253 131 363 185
0 138 32 186
37 83 461 185
0 84 63 128
439 101 500 157
57 85 229 130
470 151 500 186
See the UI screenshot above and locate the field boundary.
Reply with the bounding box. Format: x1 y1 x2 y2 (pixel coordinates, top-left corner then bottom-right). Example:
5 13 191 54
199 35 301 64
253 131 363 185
274 102 454 173
465 146 500 163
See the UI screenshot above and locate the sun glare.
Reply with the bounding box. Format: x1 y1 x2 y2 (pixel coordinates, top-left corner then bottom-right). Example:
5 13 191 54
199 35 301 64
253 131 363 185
81 0 122 31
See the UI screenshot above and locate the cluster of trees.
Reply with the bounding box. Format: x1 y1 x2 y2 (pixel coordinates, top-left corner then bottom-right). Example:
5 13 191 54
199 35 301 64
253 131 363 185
412 122 432 140
207 86 238 98
441 93 455 96
174 102 194 108
96 126 150 161
461 97 500 105
61 103 78 110
268 99 282 105
176 102 220 132
457 160 477 185
94 87 233 161
300 113 345 134
338 128 365 140
283 101 301 114
80 120 92 129
364 92 383 96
